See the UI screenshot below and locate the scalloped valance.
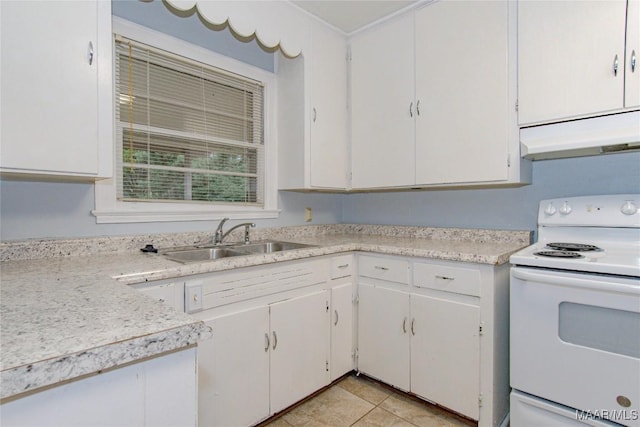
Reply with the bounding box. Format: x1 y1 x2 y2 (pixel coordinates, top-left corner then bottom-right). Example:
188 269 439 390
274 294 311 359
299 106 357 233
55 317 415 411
165 0 308 57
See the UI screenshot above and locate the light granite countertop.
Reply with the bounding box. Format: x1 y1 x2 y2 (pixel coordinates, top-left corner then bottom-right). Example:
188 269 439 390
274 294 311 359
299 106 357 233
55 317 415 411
0 224 531 401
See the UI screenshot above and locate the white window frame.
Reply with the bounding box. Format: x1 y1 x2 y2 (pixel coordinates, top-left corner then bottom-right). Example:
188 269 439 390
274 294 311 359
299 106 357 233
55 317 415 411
93 18 279 223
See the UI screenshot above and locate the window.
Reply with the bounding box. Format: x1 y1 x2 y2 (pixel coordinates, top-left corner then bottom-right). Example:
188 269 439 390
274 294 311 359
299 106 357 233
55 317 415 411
93 19 278 223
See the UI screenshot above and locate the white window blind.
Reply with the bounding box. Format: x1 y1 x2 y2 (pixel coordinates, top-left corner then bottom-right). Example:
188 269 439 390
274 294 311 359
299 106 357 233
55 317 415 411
114 36 264 206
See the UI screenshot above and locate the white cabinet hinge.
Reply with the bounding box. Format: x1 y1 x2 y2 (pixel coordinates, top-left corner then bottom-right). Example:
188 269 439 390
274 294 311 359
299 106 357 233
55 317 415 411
347 48 352 62
354 348 359 365
507 154 511 168
326 360 329 372
326 300 330 312
353 294 359 305
515 100 518 112
479 322 484 336
478 394 484 407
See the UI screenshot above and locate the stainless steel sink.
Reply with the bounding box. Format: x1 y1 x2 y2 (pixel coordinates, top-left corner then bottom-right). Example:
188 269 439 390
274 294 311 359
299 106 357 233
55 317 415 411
162 241 316 263
238 241 315 254
163 247 247 263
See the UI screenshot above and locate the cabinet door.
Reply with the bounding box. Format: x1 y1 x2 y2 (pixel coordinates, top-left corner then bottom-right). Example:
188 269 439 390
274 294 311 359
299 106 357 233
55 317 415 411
0 1 100 175
350 14 415 189
330 282 354 381
270 290 330 413
199 306 270 427
518 1 628 124
625 0 640 108
310 22 348 189
415 0 510 185
410 293 480 420
357 283 411 391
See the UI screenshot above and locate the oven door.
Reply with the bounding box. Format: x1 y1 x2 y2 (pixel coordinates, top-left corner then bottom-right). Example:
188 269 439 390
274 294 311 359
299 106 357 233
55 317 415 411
510 267 640 427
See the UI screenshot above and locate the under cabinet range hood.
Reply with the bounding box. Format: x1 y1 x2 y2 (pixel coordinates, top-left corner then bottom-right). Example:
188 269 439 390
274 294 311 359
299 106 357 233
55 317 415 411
520 111 640 160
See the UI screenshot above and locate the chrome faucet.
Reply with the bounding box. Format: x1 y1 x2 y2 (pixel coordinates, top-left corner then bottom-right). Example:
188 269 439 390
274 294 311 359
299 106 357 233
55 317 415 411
214 218 256 245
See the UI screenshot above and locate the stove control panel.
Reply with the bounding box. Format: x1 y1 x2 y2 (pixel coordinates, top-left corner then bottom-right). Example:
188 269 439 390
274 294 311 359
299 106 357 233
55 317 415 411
539 194 640 227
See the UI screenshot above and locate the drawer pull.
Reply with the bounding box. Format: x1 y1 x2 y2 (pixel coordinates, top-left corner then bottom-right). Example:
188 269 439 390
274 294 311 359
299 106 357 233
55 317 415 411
264 333 270 352
272 331 278 350
334 309 339 326
411 318 416 336
374 266 389 271
337 264 350 269
436 275 455 281
402 317 407 333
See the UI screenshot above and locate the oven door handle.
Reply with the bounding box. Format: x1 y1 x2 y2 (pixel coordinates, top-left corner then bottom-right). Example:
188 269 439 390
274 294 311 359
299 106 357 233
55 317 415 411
512 268 640 295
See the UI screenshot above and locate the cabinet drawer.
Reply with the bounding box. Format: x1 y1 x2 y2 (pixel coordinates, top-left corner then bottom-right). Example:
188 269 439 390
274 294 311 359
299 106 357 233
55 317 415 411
330 255 354 279
359 255 410 284
413 262 480 297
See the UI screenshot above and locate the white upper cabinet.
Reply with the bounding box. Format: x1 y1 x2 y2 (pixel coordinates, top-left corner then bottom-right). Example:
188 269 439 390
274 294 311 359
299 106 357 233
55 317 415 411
0 0 113 179
415 1 514 185
350 13 416 189
309 22 349 189
518 0 639 125
626 1 640 108
278 20 349 190
350 1 528 190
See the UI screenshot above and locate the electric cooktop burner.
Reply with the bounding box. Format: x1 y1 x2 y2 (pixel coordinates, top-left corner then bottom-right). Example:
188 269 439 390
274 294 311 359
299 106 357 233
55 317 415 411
533 250 585 259
545 242 602 252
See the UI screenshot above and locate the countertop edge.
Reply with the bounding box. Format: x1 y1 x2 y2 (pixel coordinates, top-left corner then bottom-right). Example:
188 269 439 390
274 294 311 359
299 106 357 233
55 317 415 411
0 322 211 401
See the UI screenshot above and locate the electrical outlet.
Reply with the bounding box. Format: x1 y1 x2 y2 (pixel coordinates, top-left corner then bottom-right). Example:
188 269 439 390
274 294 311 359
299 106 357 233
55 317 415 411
305 207 313 222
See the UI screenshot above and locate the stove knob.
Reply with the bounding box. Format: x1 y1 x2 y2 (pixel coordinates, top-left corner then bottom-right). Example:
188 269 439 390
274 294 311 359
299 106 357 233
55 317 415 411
544 202 557 216
621 200 638 215
559 201 572 215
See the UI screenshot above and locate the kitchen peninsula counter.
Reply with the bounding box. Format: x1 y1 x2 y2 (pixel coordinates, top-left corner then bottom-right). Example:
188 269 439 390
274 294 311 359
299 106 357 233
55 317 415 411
0 224 531 401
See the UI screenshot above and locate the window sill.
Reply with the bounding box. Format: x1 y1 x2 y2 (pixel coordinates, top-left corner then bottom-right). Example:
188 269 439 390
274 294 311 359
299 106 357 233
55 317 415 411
91 208 280 224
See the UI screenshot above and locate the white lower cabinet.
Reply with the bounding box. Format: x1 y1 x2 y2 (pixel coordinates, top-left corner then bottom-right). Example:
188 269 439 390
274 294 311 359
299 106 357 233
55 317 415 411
133 253 506 427
410 293 480 420
190 258 333 426
201 291 329 426
357 284 480 419
200 305 270 427
357 254 509 427
329 254 355 381
270 291 330 412
358 283 411 391
330 281 355 381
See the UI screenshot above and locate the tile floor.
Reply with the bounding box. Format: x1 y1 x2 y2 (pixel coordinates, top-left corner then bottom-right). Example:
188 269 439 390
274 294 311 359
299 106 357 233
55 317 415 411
259 373 476 427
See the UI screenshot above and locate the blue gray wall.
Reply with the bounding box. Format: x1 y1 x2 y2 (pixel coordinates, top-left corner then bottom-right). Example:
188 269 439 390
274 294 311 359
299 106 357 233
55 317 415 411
342 152 640 234
0 1 638 241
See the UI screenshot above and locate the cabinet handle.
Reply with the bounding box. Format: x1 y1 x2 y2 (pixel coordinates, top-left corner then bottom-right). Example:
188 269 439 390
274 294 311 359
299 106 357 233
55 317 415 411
158 298 165 303
264 333 270 352
402 317 407 334
614 54 619 76
374 265 389 271
416 100 421 116
632 50 637 73
337 264 349 269
409 102 414 117
334 309 339 326
88 41 94 66
411 318 416 336
312 107 317 123
272 331 278 350
436 275 455 281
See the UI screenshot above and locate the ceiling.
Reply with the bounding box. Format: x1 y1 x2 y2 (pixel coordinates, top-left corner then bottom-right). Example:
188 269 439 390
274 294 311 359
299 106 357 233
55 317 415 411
292 1 418 34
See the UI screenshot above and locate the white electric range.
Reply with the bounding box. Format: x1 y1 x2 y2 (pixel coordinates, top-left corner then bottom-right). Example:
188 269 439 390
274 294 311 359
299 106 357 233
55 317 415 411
509 194 640 427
